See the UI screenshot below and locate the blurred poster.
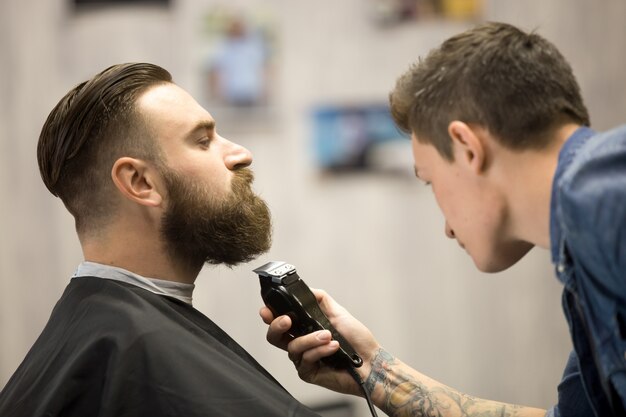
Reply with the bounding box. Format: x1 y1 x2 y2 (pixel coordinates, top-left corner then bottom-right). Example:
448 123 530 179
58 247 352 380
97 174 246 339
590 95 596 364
72 0 170 5
312 103 412 175
200 7 276 109
372 0 483 27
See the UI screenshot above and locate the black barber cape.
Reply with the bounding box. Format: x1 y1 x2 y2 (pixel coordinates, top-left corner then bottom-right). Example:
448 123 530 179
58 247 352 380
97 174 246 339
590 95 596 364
0 277 320 417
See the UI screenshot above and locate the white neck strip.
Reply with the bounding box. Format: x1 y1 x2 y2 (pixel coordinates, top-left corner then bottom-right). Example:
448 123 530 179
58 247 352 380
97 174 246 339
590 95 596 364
73 261 194 305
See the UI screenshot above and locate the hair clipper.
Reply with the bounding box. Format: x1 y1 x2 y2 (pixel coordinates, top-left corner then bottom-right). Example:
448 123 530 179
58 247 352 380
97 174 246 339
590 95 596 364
253 261 363 369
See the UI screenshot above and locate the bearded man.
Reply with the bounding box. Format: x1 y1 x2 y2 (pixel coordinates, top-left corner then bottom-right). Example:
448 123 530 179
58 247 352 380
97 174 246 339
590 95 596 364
0 63 320 417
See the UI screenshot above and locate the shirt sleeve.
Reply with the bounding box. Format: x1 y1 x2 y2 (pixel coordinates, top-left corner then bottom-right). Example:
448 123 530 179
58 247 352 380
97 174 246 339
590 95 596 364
549 350 595 417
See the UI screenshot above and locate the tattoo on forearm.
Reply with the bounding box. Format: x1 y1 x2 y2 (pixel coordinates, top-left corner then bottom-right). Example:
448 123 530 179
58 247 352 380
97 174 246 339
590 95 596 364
364 348 395 394
364 349 522 417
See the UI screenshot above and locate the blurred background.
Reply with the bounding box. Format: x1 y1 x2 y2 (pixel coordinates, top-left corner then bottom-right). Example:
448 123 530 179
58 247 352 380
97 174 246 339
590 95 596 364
1 0 625 415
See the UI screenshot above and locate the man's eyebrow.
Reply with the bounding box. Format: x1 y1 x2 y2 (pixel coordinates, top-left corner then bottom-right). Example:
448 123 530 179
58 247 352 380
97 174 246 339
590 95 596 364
186 120 216 137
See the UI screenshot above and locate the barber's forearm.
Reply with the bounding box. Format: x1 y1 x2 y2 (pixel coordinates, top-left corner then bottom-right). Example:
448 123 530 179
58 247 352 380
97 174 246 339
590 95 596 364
364 348 546 417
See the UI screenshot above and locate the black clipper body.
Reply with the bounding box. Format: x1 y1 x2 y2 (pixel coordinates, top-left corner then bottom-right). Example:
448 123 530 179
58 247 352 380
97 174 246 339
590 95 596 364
253 261 363 369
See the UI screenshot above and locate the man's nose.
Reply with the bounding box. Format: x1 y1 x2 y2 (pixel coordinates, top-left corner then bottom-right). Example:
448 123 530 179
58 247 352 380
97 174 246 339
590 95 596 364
445 221 456 239
223 139 253 170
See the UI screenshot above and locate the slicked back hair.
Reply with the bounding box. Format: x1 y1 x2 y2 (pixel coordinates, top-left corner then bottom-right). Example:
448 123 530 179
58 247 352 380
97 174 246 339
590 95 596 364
37 63 172 234
389 22 590 160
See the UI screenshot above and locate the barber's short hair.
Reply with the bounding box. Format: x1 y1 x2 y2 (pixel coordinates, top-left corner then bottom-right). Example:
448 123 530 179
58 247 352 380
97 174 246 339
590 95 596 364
37 63 172 233
389 22 590 160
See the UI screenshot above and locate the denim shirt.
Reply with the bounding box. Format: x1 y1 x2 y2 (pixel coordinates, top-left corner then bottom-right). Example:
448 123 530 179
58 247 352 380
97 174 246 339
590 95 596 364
549 125 626 417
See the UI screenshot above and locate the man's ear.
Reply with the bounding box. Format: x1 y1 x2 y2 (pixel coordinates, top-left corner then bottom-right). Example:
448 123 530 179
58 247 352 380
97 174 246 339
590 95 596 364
448 121 486 174
111 157 163 207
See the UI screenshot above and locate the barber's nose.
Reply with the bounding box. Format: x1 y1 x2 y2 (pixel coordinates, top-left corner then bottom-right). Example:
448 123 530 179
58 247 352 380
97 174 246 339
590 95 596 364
223 139 253 170
445 222 455 239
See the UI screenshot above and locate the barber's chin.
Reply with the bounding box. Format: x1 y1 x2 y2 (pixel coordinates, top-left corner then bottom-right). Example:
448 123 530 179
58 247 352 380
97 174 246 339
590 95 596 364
471 241 534 273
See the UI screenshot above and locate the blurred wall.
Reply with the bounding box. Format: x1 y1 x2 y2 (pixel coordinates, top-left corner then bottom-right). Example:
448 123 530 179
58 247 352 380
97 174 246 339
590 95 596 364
1 0 625 414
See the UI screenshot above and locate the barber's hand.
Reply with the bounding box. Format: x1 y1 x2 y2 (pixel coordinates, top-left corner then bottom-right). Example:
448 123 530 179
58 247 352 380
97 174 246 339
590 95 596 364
259 289 380 397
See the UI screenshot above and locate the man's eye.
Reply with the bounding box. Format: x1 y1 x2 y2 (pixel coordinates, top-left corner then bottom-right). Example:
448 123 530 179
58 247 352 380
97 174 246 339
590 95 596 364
198 138 211 147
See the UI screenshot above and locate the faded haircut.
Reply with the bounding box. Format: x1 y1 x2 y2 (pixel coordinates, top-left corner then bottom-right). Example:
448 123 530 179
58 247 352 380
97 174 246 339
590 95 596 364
390 22 590 160
37 63 172 233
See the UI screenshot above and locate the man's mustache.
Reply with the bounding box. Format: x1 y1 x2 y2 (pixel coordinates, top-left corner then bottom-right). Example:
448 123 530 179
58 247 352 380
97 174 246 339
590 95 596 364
233 168 255 188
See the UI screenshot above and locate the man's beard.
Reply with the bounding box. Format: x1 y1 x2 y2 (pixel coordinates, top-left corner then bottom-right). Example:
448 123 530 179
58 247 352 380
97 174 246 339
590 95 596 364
160 167 272 269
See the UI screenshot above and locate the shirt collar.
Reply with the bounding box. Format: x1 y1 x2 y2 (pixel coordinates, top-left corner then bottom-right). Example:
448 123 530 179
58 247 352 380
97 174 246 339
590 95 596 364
73 261 195 305
550 126 596 263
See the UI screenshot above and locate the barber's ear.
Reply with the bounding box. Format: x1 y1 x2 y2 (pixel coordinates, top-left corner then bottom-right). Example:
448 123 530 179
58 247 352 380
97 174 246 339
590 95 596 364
448 121 486 174
111 157 163 207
